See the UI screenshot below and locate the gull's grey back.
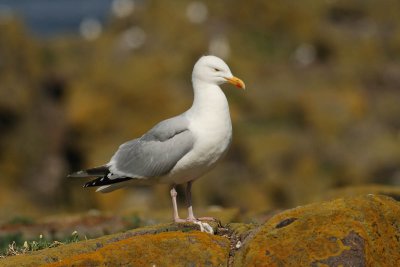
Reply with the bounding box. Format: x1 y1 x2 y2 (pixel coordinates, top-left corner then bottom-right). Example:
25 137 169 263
110 115 194 178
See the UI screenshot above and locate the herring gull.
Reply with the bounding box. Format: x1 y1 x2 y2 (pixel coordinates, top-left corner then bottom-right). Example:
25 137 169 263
68 55 245 223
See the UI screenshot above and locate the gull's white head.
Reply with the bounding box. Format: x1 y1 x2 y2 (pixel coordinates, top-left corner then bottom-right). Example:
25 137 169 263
192 55 245 89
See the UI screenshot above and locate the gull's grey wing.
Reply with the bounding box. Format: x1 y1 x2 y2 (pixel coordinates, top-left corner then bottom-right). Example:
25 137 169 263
109 115 194 178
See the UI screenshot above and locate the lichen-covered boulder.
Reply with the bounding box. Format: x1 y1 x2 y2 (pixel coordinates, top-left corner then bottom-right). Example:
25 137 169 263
0 223 230 267
2 195 400 266
234 194 400 266
46 231 229 267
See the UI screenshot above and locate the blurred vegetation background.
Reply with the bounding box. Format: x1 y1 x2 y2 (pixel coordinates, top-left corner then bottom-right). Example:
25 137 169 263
0 0 400 222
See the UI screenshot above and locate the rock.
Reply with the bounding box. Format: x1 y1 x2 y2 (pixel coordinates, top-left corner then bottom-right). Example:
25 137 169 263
234 194 400 266
46 231 229 267
2 195 400 266
0 222 232 267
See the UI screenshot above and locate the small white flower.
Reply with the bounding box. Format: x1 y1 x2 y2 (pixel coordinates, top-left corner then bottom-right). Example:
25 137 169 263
23 241 28 249
72 230 78 236
39 234 43 239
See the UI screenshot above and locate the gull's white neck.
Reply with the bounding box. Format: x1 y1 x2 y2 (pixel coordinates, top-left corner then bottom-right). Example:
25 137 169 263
188 78 230 117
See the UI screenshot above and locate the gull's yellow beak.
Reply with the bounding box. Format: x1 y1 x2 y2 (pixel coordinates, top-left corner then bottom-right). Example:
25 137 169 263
225 76 246 90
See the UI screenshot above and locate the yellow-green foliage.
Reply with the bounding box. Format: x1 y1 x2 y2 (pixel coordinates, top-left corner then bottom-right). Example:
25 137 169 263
235 195 400 266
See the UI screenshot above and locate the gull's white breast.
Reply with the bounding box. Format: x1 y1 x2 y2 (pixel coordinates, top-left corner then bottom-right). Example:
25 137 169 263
165 118 232 184
161 85 232 185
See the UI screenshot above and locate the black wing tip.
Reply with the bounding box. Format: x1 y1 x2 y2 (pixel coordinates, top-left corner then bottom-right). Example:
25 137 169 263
84 177 105 187
83 176 132 188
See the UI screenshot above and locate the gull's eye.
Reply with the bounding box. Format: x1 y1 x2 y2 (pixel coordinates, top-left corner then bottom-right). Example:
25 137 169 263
213 68 220 72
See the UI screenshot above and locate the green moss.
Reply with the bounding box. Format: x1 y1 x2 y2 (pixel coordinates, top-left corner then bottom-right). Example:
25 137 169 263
0 233 23 254
0 231 80 258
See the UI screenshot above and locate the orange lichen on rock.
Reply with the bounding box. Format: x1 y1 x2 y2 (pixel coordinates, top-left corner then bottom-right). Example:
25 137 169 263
2 195 400 266
235 194 400 267
45 231 229 267
0 223 224 266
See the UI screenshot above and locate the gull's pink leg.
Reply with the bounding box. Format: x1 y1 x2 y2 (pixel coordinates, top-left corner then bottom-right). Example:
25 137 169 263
185 181 218 222
185 181 196 222
170 187 185 223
